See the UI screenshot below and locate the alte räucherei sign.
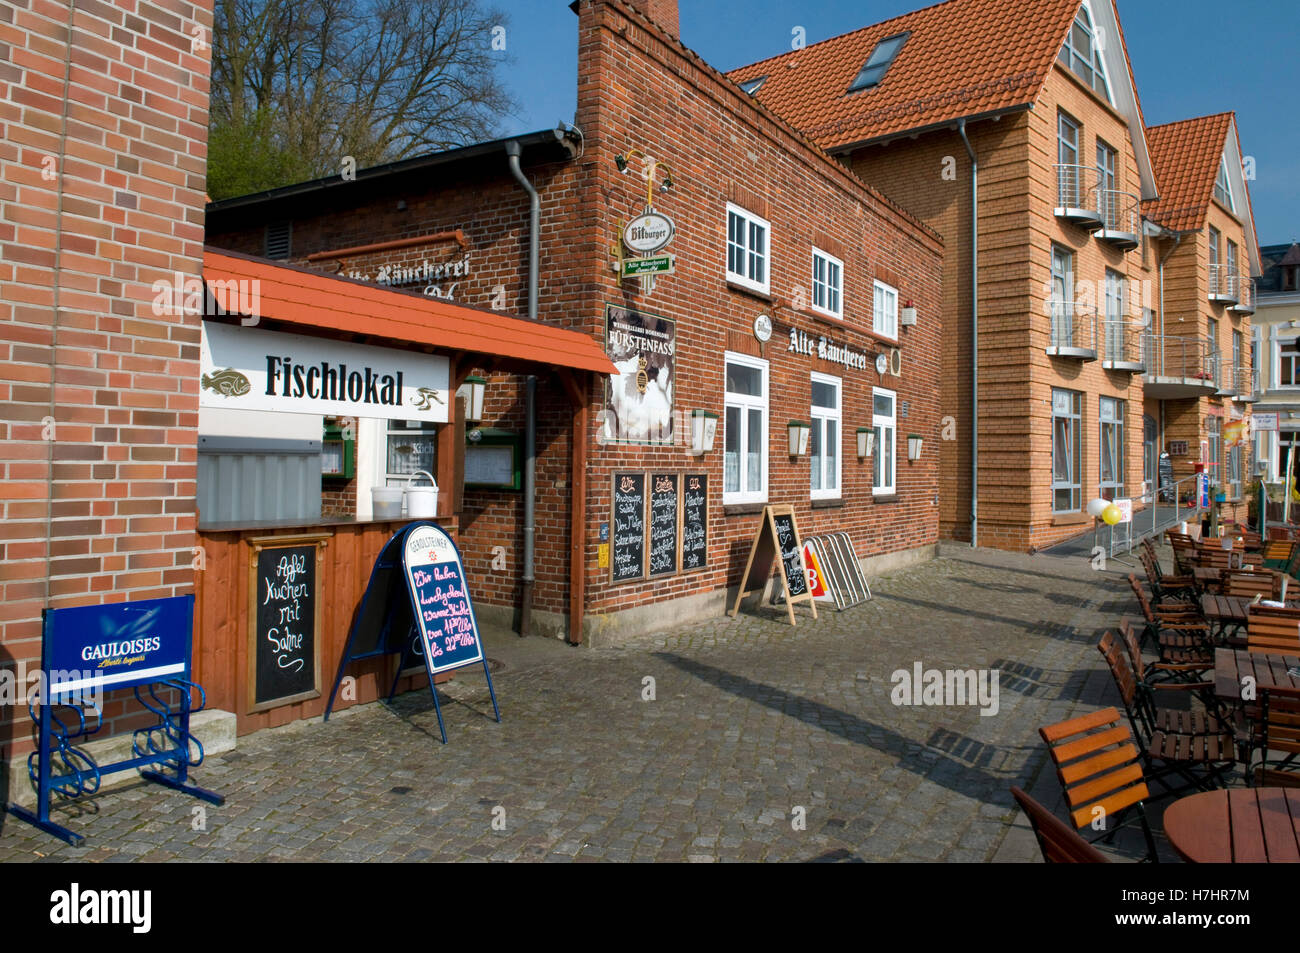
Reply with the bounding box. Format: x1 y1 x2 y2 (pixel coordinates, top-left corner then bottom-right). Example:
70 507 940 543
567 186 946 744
200 322 450 422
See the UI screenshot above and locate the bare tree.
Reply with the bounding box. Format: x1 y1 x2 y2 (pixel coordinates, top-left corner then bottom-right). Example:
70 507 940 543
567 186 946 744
208 0 515 199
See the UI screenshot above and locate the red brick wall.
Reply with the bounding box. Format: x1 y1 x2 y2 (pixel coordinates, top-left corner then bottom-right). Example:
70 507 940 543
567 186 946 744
207 0 944 631
0 0 214 755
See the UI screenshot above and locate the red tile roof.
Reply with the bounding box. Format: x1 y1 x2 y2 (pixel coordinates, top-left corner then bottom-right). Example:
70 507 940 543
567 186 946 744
1141 113 1234 232
203 248 616 376
727 0 1081 150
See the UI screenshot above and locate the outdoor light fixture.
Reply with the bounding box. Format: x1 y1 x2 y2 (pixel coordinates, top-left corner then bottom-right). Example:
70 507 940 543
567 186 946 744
788 420 811 456
690 409 718 456
613 147 674 207
615 153 631 173
660 173 674 193
907 434 923 461
856 427 874 459
457 375 487 423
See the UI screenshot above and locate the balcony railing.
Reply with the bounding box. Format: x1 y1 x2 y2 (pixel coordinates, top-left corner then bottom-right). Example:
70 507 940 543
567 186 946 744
1230 276 1255 314
1233 365 1259 403
1100 318 1145 371
1208 264 1240 303
1054 164 1103 229
1095 189 1141 250
1046 301 1097 360
1141 333 1220 398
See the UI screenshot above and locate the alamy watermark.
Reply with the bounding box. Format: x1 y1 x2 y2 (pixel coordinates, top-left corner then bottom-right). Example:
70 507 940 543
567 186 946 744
890 662 1000 716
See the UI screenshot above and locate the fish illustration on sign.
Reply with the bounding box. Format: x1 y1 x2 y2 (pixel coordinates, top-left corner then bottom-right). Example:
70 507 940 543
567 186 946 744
410 386 444 411
201 367 251 397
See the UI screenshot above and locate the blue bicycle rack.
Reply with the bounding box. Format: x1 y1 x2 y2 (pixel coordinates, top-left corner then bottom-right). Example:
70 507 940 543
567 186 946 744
7 594 224 846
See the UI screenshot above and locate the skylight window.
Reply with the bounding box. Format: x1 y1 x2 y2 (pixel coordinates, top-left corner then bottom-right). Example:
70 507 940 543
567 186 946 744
847 32 909 93
739 76 767 96
1214 155 1235 212
1057 2 1112 102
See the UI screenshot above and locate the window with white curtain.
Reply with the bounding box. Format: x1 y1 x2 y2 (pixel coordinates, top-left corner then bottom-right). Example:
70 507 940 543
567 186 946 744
724 352 768 504
810 373 841 500
1099 397 1124 501
1052 388 1082 512
872 387 896 495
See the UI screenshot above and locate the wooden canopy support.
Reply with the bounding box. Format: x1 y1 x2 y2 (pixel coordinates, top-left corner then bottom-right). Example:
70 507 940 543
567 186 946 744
557 367 589 645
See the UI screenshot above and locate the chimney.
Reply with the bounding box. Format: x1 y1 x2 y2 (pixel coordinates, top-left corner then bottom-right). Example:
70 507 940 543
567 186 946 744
627 0 679 38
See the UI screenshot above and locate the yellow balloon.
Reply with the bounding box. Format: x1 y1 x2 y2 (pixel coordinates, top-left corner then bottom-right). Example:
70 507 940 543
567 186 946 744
1102 503 1122 526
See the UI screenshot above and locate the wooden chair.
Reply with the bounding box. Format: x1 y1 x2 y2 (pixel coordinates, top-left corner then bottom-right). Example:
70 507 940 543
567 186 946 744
1262 540 1295 570
1038 707 1158 862
1097 632 1236 798
1246 604 1300 655
1125 575 1214 681
1009 786 1109 863
1139 547 1194 603
1253 689 1300 787
1167 531 1197 574
1224 569 1282 601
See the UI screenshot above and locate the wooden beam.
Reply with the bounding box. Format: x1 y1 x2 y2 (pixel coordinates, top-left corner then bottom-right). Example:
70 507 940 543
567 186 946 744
436 356 460 517
566 370 590 645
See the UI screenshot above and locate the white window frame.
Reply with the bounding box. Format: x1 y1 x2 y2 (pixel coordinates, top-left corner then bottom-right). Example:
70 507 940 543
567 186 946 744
811 247 844 319
873 280 898 340
810 372 842 501
872 386 897 497
1052 388 1082 513
723 351 768 505
725 203 770 295
1280 335 1300 390
1099 396 1124 501
1214 156 1235 212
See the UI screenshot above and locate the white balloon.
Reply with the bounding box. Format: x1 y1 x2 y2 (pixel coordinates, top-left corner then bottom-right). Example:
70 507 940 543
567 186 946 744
1086 498 1109 518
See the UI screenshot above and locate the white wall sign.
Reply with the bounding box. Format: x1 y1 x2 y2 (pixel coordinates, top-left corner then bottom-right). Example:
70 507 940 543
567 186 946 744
1254 412 1279 432
622 212 675 254
200 322 450 422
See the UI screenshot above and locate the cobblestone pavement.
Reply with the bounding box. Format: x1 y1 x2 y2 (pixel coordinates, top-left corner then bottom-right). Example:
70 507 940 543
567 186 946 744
0 543 1191 862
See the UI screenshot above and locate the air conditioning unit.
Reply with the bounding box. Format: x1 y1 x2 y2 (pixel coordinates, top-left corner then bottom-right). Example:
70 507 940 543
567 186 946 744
899 300 918 326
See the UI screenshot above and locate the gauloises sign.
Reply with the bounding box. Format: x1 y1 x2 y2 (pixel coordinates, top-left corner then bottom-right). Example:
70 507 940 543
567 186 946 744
200 322 450 422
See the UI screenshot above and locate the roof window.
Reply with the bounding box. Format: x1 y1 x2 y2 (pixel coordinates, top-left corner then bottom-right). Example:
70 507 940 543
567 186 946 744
847 32 909 93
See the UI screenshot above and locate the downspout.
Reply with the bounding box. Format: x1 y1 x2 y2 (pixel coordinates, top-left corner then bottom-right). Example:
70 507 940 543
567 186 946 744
506 140 539 636
957 119 978 547
1156 230 1183 451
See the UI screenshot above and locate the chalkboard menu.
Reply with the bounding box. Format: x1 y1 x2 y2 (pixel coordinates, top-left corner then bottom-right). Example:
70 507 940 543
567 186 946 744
1158 452 1175 503
248 535 326 712
772 511 808 597
648 473 679 577
682 473 708 571
612 472 647 583
402 523 483 675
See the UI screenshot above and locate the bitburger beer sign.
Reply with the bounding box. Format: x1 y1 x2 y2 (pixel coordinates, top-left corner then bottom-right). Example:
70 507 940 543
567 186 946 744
622 211 675 254
200 321 450 422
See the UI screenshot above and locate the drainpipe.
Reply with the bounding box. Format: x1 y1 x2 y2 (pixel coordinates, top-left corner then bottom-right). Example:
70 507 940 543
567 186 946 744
1156 230 1183 449
506 140 539 636
957 119 978 547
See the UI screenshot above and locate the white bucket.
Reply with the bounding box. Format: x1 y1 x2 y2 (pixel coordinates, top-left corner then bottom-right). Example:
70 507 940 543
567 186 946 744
405 470 439 519
371 486 404 520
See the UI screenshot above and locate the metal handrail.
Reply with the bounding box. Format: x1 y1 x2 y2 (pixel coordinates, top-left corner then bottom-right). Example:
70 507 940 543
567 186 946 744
1101 319 1144 365
1094 187 1140 235
1141 332 1218 382
1103 472 1207 558
1235 365 1258 396
1048 301 1098 352
1055 163 1099 212
1209 264 1239 299
1234 277 1256 310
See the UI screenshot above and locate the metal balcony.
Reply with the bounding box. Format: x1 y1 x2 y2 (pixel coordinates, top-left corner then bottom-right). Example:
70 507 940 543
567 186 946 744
1054 164 1103 230
1208 264 1240 304
1046 302 1097 360
1215 357 1238 397
1232 366 1259 403
1100 319 1145 372
1094 189 1141 251
1229 277 1255 314
1141 333 1220 399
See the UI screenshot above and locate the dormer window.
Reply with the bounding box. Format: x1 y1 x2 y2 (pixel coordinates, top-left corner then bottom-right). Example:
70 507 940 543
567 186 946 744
1057 1 1112 102
847 32 908 93
739 76 767 96
1214 155 1235 212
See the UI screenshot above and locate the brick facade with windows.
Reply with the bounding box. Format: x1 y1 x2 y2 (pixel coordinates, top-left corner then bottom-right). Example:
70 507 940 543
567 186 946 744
208 0 944 640
0 0 215 756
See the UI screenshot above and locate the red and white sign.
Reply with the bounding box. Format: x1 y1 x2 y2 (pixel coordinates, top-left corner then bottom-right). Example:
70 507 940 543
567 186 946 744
1115 498 1132 524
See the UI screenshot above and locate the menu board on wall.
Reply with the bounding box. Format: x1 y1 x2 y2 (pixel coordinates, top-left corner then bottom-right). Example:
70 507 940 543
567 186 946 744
648 473 680 577
248 534 327 713
612 472 647 583
682 474 708 571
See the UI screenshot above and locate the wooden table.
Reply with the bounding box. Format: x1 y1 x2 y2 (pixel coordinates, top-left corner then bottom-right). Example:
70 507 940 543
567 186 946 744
1194 566 1225 591
1214 647 1300 700
1201 594 1249 635
1164 788 1300 862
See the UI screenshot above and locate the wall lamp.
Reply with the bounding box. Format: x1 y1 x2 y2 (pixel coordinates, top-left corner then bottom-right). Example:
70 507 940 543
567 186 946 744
907 434 924 462
457 375 487 423
856 427 874 459
614 148 675 205
788 420 811 457
691 410 718 456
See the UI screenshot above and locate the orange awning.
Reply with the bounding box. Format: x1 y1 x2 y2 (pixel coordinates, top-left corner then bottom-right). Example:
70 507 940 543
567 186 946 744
203 247 615 376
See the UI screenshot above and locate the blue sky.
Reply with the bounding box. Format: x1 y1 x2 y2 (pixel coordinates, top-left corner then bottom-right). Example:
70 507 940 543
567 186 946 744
492 0 1299 246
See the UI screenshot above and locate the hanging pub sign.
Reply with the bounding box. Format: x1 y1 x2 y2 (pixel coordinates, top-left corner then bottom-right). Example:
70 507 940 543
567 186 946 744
200 322 450 422
603 304 675 445
729 504 818 626
622 211 675 254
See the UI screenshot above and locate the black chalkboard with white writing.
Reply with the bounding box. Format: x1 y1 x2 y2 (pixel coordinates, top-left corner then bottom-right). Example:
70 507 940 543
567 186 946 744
252 543 320 709
612 472 647 583
771 511 807 597
682 474 708 571
648 472 679 577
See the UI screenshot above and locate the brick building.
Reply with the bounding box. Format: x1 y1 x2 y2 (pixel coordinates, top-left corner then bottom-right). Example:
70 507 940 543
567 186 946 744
729 0 1260 551
0 0 215 762
207 0 945 643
